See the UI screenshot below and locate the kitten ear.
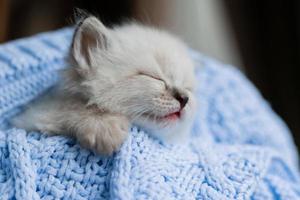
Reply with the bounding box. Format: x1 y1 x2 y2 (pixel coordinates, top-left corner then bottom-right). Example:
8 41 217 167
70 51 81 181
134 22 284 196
71 16 110 70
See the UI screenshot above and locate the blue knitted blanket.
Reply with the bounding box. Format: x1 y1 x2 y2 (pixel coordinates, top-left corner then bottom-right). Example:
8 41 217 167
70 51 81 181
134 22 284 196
0 28 299 200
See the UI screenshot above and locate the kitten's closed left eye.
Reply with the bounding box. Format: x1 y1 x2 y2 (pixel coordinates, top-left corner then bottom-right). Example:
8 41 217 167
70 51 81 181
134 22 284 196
137 72 165 83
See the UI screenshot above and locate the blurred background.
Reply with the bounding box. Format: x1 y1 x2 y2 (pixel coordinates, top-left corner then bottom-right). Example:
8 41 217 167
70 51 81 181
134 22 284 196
0 0 299 150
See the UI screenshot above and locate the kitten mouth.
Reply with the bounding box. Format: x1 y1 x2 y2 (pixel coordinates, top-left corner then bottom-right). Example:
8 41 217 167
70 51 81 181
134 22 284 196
161 111 181 121
142 111 181 122
140 109 183 124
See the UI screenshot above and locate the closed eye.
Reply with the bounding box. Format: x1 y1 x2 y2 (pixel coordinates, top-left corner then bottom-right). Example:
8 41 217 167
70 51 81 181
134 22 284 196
137 71 164 82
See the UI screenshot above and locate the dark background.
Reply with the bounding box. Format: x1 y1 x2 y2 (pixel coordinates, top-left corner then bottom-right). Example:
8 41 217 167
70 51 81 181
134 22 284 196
1 0 299 150
224 1 300 150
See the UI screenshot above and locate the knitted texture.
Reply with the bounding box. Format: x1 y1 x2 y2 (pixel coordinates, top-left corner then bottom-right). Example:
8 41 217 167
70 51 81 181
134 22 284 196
0 28 299 200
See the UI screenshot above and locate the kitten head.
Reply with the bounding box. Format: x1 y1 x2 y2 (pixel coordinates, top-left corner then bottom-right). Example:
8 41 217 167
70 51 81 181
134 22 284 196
66 16 196 142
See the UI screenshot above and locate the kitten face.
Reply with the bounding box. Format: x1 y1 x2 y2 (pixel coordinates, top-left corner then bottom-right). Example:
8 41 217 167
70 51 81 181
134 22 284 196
67 17 196 142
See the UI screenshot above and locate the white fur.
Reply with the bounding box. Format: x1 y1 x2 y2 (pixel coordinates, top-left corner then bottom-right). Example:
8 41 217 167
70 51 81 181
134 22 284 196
12 16 196 154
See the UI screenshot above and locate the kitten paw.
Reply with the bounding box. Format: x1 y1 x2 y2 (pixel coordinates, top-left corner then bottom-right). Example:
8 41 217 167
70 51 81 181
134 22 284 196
77 114 129 155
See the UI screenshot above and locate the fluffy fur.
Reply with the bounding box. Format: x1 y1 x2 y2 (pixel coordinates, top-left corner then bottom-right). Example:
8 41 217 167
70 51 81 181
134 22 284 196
12 16 196 155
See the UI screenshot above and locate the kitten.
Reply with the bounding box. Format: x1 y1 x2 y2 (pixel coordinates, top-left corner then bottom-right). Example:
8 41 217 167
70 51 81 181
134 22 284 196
12 16 196 155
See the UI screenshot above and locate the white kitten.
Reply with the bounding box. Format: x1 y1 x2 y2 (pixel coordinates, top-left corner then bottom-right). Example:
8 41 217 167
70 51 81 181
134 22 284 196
12 16 196 155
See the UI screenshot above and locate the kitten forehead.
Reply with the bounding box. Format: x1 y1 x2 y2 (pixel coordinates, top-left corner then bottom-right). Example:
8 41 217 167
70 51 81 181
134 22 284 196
111 23 195 87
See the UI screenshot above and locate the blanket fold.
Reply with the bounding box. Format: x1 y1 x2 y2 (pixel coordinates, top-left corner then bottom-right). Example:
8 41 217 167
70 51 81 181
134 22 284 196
0 28 299 200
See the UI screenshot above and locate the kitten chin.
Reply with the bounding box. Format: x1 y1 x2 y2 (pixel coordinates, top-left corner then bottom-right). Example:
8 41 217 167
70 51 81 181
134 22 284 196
12 15 196 155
